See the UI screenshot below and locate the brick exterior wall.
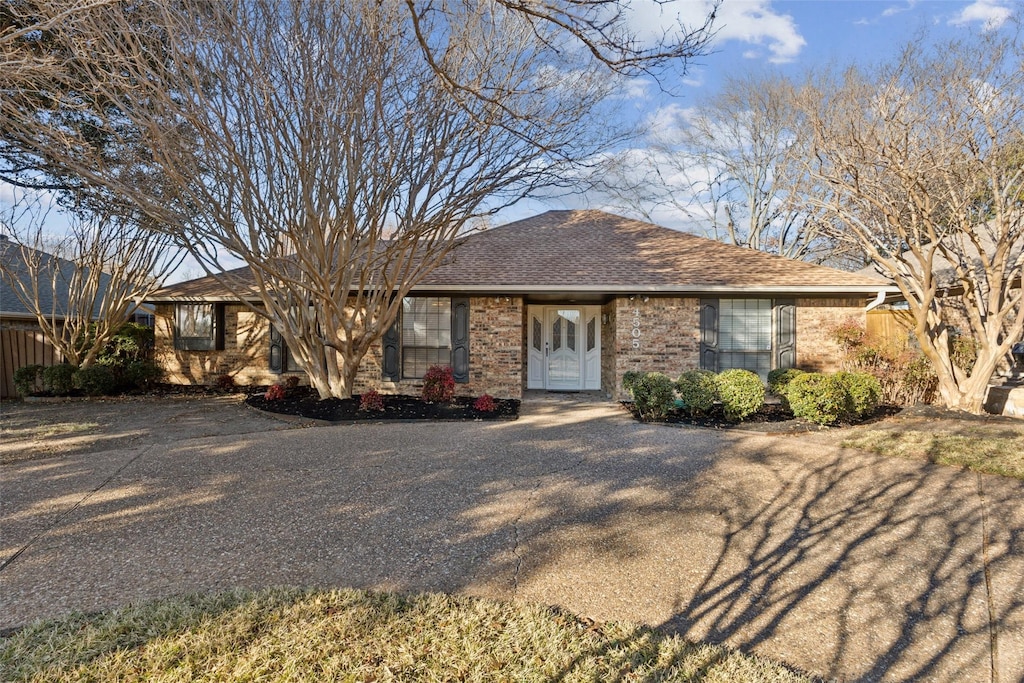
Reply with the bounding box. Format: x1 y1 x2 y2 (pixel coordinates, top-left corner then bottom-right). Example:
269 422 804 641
155 295 865 399
154 303 300 387
603 296 701 400
155 297 525 398
794 297 867 372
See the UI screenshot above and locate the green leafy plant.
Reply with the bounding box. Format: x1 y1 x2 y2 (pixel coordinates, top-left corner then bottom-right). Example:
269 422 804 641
125 360 163 390
674 370 717 415
631 372 677 420
622 370 644 396
264 384 286 401
13 364 44 397
767 368 806 398
421 365 455 403
786 373 849 426
834 371 881 418
715 369 765 422
830 321 937 406
72 365 118 396
359 389 385 412
473 394 498 412
42 363 77 395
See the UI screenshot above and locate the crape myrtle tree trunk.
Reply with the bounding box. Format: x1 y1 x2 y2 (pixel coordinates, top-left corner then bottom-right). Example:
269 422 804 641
797 32 1024 414
0 0 716 398
0 195 181 368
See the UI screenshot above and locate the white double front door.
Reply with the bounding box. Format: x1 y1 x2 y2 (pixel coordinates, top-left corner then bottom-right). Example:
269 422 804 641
527 305 601 391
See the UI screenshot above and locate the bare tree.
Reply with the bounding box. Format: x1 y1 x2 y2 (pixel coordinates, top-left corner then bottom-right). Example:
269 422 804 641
0 194 181 368
798 32 1024 413
598 73 857 266
0 0 714 399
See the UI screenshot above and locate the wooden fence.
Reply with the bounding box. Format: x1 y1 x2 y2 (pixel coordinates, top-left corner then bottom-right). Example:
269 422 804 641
866 309 915 348
0 322 64 398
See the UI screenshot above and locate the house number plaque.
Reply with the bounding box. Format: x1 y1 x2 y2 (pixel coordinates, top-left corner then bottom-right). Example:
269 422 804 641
631 308 641 348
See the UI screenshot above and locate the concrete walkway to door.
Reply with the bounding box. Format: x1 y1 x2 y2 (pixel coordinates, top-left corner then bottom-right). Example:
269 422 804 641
1 394 1022 681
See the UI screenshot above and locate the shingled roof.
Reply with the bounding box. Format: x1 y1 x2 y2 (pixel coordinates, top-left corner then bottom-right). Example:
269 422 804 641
150 210 890 301
0 235 110 320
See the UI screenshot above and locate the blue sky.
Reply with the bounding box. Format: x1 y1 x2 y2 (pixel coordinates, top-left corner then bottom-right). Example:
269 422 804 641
509 0 1019 223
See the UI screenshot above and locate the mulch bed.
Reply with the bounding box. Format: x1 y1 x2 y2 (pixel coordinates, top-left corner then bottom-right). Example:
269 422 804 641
247 388 519 422
622 402 902 433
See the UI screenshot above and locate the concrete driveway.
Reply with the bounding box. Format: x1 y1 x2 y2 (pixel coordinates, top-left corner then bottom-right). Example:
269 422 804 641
2 396 1022 681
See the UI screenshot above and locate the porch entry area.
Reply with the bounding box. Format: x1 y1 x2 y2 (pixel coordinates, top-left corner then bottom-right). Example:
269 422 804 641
526 305 601 391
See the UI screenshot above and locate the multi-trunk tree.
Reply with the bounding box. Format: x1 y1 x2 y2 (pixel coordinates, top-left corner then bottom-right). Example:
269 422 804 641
1 0 717 398
798 33 1024 413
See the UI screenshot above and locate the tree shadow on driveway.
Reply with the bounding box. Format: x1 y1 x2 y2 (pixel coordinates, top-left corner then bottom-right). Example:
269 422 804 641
1 400 1022 681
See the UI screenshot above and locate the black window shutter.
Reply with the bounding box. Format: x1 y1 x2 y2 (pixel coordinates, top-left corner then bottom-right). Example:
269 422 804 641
451 297 470 383
173 305 183 350
774 299 796 369
699 299 719 372
269 324 284 373
214 303 226 351
382 313 401 381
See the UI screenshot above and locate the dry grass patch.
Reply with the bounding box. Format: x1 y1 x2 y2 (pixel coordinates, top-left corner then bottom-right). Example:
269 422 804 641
841 426 1024 480
0 588 812 682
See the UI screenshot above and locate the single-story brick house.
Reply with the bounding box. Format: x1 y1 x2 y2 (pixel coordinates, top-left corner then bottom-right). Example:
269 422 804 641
147 210 893 399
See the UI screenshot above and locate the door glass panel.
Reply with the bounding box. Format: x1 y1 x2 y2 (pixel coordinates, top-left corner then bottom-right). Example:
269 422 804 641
532 317 542 351
548 309 581 388
587 317 596 352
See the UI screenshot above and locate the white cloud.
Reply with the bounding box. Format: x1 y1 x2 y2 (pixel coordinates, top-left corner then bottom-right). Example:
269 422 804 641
711 0 806 64
882 1 918 18
949 0 1013 31
621 0 805 65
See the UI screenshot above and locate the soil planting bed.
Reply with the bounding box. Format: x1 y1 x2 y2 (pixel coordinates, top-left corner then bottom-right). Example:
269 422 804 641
247 389 519 422
622 402 902 433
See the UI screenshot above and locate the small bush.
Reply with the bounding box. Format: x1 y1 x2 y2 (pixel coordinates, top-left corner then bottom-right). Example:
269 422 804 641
834 371 881 418
473 394 498 412
421 365 455 403
359 389 385 412
622 371 644 396
284 375 301 391
98 322 154 365
787 373 849 426
632 372 676 420
767 368 806 398
13 364 43 396
950 333 979 375
125 360 163 390
715 369 765 422
674 370 717 415
214 374 237 392
264 384 286 401
43 363 76 395
73 365 118 396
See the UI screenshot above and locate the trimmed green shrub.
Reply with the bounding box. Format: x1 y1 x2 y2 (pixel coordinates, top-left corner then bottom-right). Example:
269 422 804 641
13 364 44 397
767 368 806 397
674 370 717 415
622 371 644 396
73 365 118 396
98 322 155 365
715 369 765 422
632 372 676 420
834 371 881 418
125 360 163 390
787 373 849 425
42 363 76 395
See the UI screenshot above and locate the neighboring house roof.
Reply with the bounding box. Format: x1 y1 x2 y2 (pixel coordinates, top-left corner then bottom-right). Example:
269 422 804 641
149 210 892 302
0 234 110 320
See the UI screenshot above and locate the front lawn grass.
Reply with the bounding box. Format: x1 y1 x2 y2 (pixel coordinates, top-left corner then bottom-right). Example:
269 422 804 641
842 427 1024 480
1 588 812 682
